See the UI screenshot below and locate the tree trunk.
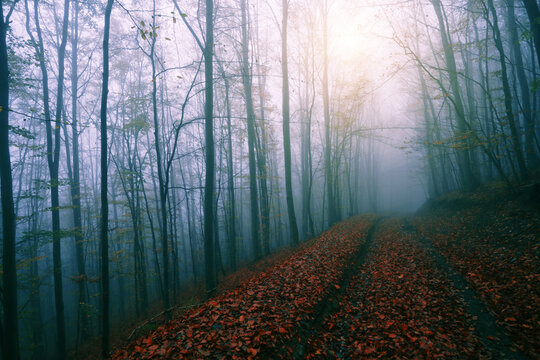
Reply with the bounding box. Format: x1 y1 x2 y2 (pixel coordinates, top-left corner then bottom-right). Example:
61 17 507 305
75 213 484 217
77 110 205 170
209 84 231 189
300 42 315 238
254 76 271 255
281 0 299 245
507 0 540 168
486 0 528 181
100 0 114 357
522 0 540 67
419 70 440 197
322 1 336 226
28 162 44 360
68 0 89 342
0 3 19 359
430 0 478 191
52 1 69 352
219 62 237 271
204 0 216 297
26 0 70 357
240 0 262 260
180 163 198 286
250 105 270 256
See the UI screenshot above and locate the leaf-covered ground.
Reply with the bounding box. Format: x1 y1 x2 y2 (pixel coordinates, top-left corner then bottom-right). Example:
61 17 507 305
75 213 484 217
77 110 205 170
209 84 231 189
113 188 538 360
414 190 539 359
304 218 483 359
113 215 377 359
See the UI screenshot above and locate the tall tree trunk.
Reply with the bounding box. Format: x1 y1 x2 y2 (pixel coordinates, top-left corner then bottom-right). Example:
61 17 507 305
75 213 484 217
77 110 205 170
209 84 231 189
240 0 262 260
322 1 336 226
52 1 69 353
430 0 478 191
28 164 44 360
68 0 89 342
219 62 237 271
111 185 126 321
100 0 114 358
486 0 528 181
254 85 271 255
281 0 299 245
25 0 70 356
419 70 440 197
270 150 284 246
251 7 272 254
459 27 480 181
29 235 44 359
180 163 198 286
0 3 19 359
136 164 149 312
507 0 540 168
204 0 216 297
300 44 315 238
144 0 171 312
140 139 164 299
522 0 540 67
170 175 180 300
413 29 440 197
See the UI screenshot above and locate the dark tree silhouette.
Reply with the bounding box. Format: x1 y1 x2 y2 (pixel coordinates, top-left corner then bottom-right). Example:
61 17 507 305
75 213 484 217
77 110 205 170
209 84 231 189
100 0 114 357
204 0 216 296
281 0 299 246
0 2 20 359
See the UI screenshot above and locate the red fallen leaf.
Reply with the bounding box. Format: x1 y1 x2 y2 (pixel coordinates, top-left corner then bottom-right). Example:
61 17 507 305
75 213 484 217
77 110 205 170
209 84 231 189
142 337 152 346
239 315 245 322
334 284 340 289
389 333 397 338
504 317 517 322
364 347 375 354
112 217 377 360
134 346 144 353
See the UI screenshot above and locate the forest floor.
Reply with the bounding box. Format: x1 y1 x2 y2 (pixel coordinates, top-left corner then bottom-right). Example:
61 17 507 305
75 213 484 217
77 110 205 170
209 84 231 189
110 182 539 360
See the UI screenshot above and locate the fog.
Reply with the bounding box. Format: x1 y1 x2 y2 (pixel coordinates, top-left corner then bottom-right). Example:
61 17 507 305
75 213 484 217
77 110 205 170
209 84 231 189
0 0 538 358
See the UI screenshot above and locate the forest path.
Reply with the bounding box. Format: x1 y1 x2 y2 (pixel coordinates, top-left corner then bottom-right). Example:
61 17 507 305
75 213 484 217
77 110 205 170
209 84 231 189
113 214 536 360
113 215 379 360
301 217 526 359
403 219 526 360
275 218 383 359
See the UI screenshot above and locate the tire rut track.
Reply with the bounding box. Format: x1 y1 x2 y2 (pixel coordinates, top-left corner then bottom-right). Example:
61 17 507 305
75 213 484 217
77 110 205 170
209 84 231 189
271 218 382 359
403 219 527 360
304 217 485 359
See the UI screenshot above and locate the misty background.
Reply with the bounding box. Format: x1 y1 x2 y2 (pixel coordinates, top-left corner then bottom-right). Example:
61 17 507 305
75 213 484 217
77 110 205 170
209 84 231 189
0 0 538 358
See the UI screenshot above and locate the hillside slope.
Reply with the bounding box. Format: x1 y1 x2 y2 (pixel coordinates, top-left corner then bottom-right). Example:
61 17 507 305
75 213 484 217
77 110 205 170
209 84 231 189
112 184 539 359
